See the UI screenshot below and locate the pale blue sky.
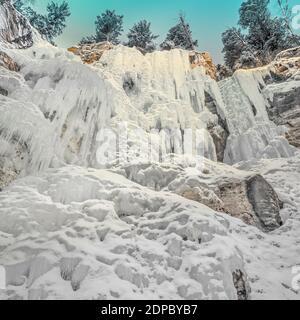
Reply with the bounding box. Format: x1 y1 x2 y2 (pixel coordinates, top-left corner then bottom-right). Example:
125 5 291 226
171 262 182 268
32 0 300 63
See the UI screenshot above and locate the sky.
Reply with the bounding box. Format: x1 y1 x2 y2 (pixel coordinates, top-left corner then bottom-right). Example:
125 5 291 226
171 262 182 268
31 0 300 64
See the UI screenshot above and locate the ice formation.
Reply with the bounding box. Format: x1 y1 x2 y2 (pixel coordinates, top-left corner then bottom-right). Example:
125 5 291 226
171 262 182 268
1 3 300 300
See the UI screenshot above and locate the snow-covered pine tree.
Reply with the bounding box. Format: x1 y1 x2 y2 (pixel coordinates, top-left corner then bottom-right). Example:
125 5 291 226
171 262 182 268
79 36 97 45
160 14 198 50
127 20 158 52
95 10 123 44
45 1 70 41
222 27 257 70
13 0 70 44
222 0 300 71
277 0 300 47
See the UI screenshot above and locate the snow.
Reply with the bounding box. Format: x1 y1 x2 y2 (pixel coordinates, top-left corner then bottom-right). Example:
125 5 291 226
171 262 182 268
232 152 300 299
0 165 248 300
0 153 300 299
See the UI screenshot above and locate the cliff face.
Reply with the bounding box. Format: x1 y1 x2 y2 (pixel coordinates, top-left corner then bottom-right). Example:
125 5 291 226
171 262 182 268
0 0 33 48
189 51 217 80
263 47 300 148
1 4 300 301
69 42 218 80
68 42 114 64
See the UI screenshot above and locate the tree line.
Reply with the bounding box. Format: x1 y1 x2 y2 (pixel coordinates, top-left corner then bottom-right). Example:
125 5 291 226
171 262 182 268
13 1 197 51
222 0 300 71
11 0 300 72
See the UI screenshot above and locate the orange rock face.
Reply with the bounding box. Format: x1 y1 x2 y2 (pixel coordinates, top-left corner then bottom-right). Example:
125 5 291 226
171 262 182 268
189 51 217 80
68 42 114 64
0 51 20 72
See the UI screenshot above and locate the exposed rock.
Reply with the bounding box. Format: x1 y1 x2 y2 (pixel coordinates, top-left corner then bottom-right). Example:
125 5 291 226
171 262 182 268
205 91 229 162
216 64 233 81
113 161 283 232
0 0 33 48
232 270 251 300
218 180 260 227
0 51 20 71
217 175 282 232
247 175 283 232
275 47 300 60
268 87 300 148
207 124 229 162
189 51 217 80
68 42 114 64
0 134 29 189
0 167 18 190
264 47 300 149
218 178 279 230
70 43 218 80
0 86 8 96
270 87 300 123
285 118 300 148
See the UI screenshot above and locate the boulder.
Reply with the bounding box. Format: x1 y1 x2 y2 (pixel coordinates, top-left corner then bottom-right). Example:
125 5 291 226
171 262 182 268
0 51 20 71
246 175 283 232
113 161 283 232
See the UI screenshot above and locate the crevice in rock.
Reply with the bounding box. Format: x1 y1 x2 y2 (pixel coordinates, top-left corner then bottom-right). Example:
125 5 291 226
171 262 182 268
232 270 251 300
0 86 8 96
205 91 229 162
189 90 201 113
123 75 137 95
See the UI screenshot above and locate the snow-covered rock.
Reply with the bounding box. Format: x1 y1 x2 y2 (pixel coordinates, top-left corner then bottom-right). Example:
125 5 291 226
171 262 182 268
0 165 251 300
0 50 19 71
112 158 283 232
263 47 300 148
67 41 114 64
0 0 33 49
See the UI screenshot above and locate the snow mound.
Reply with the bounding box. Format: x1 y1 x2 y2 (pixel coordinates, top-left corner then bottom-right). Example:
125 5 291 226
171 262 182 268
0 166 250 300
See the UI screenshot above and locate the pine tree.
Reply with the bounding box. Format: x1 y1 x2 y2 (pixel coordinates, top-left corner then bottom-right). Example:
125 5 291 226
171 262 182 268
80 10 124 45
161 14 198 50
95 10 123 43
79 35 96 45
222 0 300 71
277 0 300 47
46 1 70 41
127 20 158 52
13 0 70 44
238 0 271 30
222 28 247 70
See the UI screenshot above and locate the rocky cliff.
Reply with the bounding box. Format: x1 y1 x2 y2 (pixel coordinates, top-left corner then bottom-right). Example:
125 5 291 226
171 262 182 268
264 47 300 148
1 4 300 300
0 0 33 48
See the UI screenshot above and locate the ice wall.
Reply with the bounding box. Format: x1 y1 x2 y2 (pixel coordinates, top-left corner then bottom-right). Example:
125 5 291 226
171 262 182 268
0 37 295 174
219 70 294 164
